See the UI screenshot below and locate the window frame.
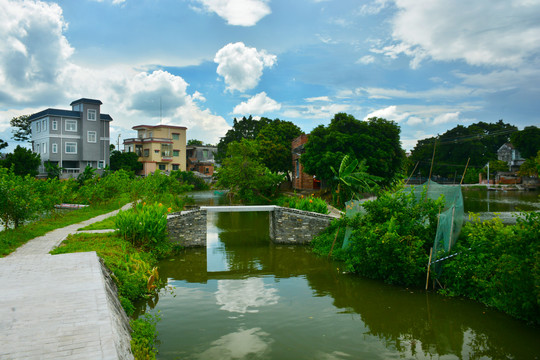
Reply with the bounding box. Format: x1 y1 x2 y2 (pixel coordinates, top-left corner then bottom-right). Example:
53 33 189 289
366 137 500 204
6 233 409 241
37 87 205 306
98 160 105 169
87 109 97 121
65 142 77 154
173 150 180 157
87 131 97 143
172 133 180 140
52 120 57 131
65 120 77 132
158 164 166 171
52 143 58 153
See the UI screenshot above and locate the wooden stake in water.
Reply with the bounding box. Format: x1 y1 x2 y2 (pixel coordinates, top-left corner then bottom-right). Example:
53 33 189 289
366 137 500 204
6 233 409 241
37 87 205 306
460 158 470 185
425 247 433 290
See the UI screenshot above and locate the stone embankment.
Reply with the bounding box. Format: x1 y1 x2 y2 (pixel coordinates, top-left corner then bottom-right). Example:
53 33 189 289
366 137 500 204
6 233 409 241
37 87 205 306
0 204 134 360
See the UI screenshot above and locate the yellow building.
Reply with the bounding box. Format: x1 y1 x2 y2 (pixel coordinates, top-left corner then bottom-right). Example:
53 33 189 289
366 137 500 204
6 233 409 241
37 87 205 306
123 124 187 176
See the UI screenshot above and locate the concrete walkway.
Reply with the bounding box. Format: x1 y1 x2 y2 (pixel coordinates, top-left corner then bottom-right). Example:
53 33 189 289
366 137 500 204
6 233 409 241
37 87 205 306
0 203 134 359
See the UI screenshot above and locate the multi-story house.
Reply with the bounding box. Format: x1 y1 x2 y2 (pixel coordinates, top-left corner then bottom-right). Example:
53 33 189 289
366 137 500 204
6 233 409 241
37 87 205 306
186 145 217 176
123 124 187 176
292 134 320 190
29 98 112 178
497 143 525 172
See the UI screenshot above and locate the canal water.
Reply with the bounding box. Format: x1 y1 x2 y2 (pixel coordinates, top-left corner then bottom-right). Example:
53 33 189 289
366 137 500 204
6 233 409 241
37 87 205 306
136 191 539 359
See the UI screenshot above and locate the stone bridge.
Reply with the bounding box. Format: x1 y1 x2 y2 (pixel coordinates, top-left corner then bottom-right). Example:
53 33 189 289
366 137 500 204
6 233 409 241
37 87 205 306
167 205 338 247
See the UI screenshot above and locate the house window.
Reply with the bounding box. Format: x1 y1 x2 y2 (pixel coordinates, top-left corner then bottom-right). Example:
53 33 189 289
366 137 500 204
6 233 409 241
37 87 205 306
144 149 149 157
65 142 77 154
52 120 57 130
172 133 179 140
172 164 179 171
65 120 77 132
202 149 209 160
88 109 96 121
42 119 47 131
135 145 143 157
161 143 172 157
173 150 180 157
36 122 41 132
36 143 40 153
42 142 46 154
87 161 93 167
87 131 97 143
52 143 58 153
296 159 299 178
158 164 166 171
98 160 105 169
204 167 209 174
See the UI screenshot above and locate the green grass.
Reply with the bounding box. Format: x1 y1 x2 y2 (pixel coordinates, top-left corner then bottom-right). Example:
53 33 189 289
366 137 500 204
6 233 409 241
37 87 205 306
0 197 129 257
78 216 118 231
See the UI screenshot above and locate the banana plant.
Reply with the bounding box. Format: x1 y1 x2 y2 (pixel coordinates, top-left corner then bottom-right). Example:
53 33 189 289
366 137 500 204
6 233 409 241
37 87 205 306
330 155 381 206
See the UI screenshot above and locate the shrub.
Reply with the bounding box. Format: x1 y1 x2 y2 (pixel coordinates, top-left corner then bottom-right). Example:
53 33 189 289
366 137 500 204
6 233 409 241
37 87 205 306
170 170 210 190
115 202 171 256
312 188 442 286
131 312 160 360
439 212 540 324
275 195 329 214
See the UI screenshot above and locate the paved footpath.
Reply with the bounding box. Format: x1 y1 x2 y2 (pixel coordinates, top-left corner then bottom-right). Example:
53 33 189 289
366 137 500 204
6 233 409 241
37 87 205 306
0 204 134 360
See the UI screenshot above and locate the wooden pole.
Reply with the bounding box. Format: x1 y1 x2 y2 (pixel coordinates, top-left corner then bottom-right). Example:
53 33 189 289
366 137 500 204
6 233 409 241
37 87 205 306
329 226 341 258
428 139 437 183
448 206 456 250
405 161 419 185
460 158 470 185
425 247 433 290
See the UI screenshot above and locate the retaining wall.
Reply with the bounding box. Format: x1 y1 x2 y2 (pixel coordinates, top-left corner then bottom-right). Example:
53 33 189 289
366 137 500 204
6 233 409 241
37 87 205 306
167 209 207 247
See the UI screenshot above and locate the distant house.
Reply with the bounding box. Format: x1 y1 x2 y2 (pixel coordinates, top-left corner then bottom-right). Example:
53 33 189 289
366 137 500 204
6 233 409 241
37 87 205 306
186 145 217 176
497 143 525 172
123 124 187 176
29 98 112 178
292 134 320 190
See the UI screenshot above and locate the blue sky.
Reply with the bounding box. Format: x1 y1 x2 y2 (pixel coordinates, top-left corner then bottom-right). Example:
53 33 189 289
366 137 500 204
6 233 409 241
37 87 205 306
1 0 539 153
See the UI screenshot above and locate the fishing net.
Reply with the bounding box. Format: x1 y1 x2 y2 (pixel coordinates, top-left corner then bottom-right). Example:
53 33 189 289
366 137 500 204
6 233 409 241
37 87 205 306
342 180 464 259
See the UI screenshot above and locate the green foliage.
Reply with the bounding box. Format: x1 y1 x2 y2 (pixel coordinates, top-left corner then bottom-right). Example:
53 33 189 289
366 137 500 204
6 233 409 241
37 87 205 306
44 161 63 179
170 170 209 190
215 139 284 203
77 165 96 185
110 150 143 172
439 213 540 324
511 126 540 159
275 195 329 214
130 171 192 207
518 150 540 177
410 120 517 178
130 313 160 360
256 119 302 178
330 155 382 206
0 145 41 176
301 113 405 187
312 188 442 286
187 139 204 146
115 202 171 256
216 115 272 163
10 114 31 142
0 139 7 150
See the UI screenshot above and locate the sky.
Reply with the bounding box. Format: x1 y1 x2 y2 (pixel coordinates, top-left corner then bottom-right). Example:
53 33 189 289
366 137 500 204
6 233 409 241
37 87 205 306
1 0 539 153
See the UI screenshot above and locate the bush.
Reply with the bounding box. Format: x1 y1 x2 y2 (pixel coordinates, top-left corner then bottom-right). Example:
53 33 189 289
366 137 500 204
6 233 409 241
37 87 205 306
312 188 442 286
131 312 160 360
275 195 329 214
115 202 171 256
170 170 210 190
439 212 540 324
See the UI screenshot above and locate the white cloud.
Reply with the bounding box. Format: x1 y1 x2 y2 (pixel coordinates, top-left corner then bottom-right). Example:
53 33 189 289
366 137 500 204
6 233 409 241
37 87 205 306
215 278 279 314
433 112 460 125
232 92 281 115
305 96 331 102
282 103 352 120
196 0 271 26
358 0 390 15
357 55 375 64
197 328 273 360
0 0 73 104
382 0 540 68
406 116 423 126
364 105 409 122
214 42 276 92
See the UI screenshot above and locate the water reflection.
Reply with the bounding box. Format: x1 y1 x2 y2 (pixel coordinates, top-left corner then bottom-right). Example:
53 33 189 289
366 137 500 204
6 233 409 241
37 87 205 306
135 193 540 359
215 278 279 314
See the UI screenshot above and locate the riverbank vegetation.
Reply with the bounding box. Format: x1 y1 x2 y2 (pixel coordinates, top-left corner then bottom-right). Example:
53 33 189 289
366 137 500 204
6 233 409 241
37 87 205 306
312 186 540 324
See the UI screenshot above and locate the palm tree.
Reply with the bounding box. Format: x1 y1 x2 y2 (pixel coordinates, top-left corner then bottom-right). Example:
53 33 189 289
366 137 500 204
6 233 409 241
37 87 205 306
330 155 381 206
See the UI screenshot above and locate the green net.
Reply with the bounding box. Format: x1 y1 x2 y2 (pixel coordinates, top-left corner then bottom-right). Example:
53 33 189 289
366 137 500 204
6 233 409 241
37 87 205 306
342 181 464 259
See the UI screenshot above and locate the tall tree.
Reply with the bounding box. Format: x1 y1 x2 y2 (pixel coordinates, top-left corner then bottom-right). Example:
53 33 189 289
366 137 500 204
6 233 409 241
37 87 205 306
0 139 7 150
10 115 31 142
256 118 302 180
511 126 540 159
409 120 518 178
0 145 41 177
216 116 272 163
187 139 204 146
301 113 405 186
110 150 143 172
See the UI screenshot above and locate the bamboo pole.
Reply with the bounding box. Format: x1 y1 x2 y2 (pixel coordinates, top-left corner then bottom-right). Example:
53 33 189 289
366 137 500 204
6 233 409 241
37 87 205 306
425 247 433 290
328 226 341 258
448 206 456 250
405 161 419 185
460 157 470 185
427 139 437 183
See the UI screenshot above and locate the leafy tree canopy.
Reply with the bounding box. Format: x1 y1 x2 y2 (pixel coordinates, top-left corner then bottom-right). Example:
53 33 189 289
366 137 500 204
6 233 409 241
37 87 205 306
511 126 540 159
10 115 31 142
0 145 41 177
0 139 7 150
256 118 302 178
187 139 204 146
301 113 405 186
216 116 272 162
215 139 283 202
409 120 517 178
110 150 143 172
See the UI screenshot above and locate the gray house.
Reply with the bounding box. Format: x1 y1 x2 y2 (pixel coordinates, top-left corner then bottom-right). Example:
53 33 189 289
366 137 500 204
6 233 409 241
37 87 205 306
497 142 525 172
29 98 112 178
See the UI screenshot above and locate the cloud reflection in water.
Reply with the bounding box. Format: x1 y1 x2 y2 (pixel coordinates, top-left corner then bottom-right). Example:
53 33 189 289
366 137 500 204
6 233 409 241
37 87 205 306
215 277 279 313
